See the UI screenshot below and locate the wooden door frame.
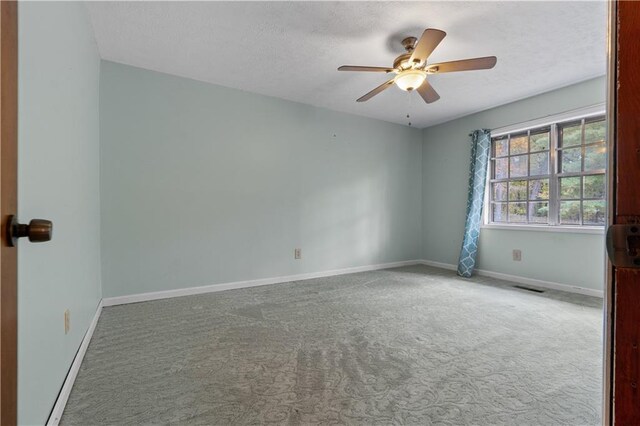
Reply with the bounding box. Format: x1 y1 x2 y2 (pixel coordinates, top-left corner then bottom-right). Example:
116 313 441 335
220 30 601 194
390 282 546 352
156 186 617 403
603 1 616 423
0 0 17 424
607 0 640 424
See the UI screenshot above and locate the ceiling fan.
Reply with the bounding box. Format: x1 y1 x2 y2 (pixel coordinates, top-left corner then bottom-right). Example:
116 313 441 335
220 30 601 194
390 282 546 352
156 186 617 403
338 28 497 104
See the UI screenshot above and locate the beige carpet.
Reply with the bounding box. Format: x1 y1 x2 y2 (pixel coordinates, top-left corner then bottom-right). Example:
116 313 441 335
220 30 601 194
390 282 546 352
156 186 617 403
61 265 602 425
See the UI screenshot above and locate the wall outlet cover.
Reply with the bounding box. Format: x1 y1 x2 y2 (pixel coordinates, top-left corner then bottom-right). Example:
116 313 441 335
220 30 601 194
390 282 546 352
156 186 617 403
294 248 302 259
513 249 522 261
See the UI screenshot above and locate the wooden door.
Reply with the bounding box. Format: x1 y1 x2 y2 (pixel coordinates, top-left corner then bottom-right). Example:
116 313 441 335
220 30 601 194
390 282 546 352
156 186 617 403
610 0 640 423
0 1 18 424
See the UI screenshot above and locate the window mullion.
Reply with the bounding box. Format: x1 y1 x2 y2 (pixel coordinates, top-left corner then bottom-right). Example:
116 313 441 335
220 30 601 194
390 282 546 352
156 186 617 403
549 123 559 226
506 134 511 222
526 130 530 224
580 118 586 225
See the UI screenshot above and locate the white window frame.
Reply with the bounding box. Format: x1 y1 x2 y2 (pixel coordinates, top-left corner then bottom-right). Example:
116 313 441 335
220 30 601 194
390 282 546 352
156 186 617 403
482 104 606 234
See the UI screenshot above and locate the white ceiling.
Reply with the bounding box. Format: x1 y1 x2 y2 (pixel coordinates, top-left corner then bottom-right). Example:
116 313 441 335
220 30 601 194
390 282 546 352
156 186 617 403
86 1 607 128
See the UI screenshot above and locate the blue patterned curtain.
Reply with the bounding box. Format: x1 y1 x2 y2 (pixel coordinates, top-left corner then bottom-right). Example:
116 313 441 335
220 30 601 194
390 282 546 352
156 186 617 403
457 129 491 278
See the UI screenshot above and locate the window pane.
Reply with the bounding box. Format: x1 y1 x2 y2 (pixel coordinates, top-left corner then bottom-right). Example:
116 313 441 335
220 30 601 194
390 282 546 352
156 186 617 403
510 155 528 177
530 130 550 152
493 137 508 157
510 134 528 155
583 200 606 225
508 202 527 223
493 203 507 222
584 174 605 199
584 144 606 171
508 180 527 201
560 200 581 224
494 158 508 179
560 122 582 147
584 120 606 145
492 182 507 201
530 152 549 176
560 176 581 199
528 202 549 224
509 134 529 155
560 147 582 173
529 179 549 200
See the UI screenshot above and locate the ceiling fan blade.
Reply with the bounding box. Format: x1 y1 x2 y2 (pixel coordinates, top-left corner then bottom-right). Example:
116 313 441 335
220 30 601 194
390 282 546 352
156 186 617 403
417 79 440 104
338 65 395 73
356 78 396 102
427 56 497 73
409 29 447 65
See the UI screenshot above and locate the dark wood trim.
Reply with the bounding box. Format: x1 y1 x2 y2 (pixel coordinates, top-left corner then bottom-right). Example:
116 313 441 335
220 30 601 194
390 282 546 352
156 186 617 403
614 269 640 423
612 0 640 423
0 1 17 424
603 1 616 423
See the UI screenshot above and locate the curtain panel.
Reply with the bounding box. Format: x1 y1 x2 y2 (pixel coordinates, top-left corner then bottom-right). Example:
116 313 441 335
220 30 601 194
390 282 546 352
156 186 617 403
457 129 491 278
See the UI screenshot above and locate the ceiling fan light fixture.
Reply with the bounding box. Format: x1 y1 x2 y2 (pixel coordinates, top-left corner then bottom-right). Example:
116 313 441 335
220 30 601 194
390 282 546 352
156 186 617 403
338 28 497 103
394 69 427 91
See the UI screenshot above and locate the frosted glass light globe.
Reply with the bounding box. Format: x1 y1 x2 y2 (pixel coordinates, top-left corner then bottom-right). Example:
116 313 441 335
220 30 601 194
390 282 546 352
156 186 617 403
395 69 427 91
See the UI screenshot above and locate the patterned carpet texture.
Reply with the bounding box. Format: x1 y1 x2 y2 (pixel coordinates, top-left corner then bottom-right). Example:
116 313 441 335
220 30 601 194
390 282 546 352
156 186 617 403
61 265 603 425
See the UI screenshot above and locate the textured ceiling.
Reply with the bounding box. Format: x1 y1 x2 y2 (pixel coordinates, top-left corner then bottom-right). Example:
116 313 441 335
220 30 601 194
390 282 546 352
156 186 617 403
86 1 607 128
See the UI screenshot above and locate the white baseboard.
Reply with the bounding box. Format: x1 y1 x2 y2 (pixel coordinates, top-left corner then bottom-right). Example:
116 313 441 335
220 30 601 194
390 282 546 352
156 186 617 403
420 259 604 298
419 259 458 272
47 300 104 426
102 259 423 307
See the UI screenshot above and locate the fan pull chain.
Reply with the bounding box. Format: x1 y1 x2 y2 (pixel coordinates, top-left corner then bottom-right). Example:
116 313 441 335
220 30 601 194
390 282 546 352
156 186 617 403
406 91 413 126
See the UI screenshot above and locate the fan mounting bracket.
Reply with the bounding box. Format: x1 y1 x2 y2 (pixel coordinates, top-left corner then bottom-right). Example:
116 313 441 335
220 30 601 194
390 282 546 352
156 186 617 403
401 36 417 52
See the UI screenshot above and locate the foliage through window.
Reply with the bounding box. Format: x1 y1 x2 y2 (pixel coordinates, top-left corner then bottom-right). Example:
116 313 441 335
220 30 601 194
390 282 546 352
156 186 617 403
488 116 606 227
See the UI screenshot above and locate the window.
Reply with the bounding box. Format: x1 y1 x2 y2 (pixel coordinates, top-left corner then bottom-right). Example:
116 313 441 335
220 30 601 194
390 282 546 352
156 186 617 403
488 115 606 227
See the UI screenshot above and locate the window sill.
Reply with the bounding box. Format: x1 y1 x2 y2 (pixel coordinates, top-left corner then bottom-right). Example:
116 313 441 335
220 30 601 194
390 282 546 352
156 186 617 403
481 223 605 234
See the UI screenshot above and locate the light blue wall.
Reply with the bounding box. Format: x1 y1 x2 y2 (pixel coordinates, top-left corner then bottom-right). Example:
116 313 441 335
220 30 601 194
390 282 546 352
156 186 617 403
18 3 102 425
99 61 422 298
421 76 606 291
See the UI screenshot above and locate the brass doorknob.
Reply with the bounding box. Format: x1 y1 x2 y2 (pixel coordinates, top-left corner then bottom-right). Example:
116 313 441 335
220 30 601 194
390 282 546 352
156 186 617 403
7 215 52 246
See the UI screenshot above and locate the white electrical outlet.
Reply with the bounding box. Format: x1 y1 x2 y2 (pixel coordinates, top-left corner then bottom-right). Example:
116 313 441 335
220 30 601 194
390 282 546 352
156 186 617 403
64 309 70 334
294 248 302 259
513 249 522 261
